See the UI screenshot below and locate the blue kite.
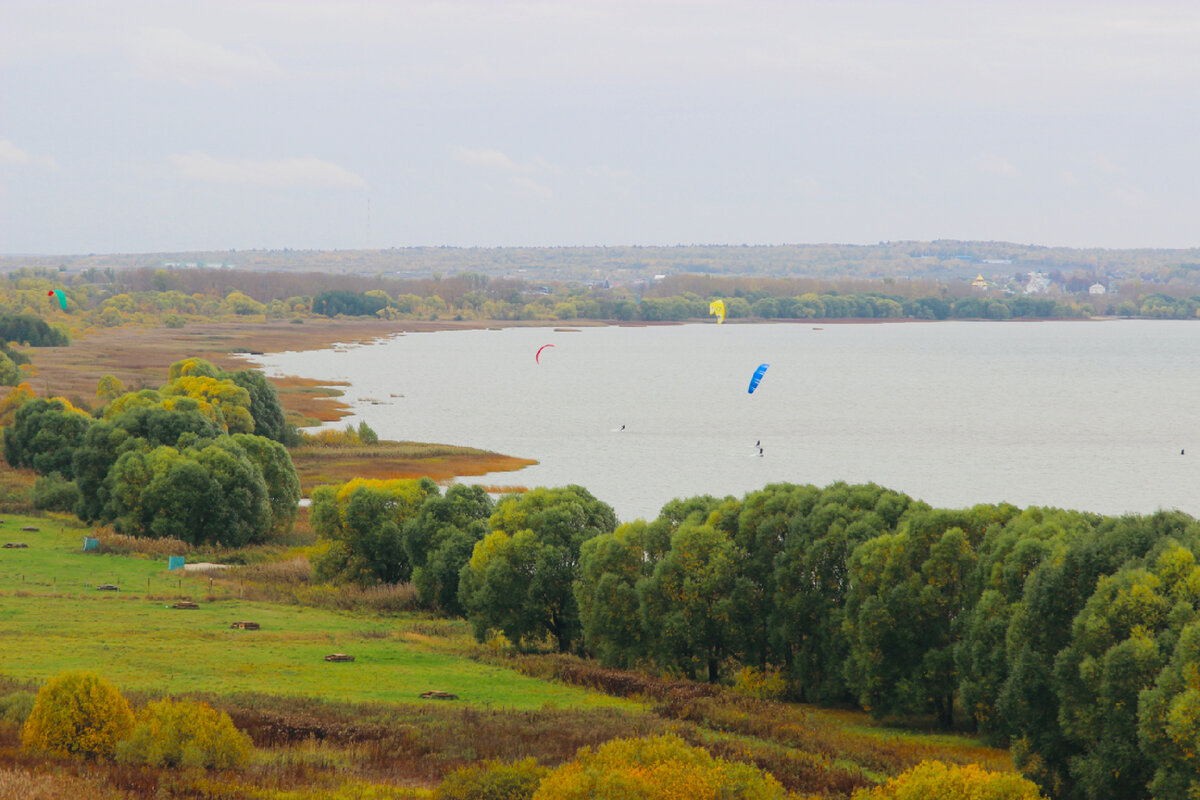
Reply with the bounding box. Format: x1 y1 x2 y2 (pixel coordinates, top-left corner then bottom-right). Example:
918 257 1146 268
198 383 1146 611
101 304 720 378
748 363 769 394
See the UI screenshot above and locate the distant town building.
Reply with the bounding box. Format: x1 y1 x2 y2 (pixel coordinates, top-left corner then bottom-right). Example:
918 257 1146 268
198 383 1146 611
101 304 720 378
972 274 989 289
1024 272 1051 294
1088 283 1107 295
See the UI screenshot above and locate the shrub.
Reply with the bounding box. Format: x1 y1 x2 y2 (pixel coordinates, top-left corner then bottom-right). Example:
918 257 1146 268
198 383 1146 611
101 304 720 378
0 465 33 513
0 690 35 727
532 734 786 800
32 472 80 512
116 697 252 769
732 666 787 702
21 672 134 760
357 420 379 444
433 757 548 800
94 530 189 557
0 351 18 386
851 761 1047 800
300 425 367 447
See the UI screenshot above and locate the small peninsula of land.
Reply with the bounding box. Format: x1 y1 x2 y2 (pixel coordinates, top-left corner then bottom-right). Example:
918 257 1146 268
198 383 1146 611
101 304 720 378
24 317 539 492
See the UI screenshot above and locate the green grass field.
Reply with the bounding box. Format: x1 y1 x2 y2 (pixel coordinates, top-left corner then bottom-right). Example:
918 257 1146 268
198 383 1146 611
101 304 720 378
0 515 630 711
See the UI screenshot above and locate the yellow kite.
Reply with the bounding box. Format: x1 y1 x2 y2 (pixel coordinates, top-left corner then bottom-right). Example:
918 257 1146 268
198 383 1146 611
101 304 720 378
709 299 725 324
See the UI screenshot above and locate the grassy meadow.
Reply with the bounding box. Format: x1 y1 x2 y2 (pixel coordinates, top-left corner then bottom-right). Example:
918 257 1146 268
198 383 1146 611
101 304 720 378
0 515 626 712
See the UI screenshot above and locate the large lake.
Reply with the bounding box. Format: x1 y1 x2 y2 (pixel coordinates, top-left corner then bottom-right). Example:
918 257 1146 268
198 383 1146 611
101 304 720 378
252 320 1200 524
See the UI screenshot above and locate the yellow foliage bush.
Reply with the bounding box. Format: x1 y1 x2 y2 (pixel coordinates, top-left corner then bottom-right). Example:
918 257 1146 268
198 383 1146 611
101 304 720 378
0 381 34 427
116 698 252 769
298 422 377 447
162 374 254 433
95 374 126 402
532 734 785 800
303 427 361 446
433 757 548 800
732 666 787 701
21 672 134 760
168 357 220 381
851 761 1047 800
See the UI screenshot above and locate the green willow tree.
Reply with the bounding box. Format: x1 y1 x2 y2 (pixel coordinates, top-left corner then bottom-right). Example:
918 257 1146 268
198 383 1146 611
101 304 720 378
3 397 92 477
403 484 495 614
639 520 741 683
1139 619 1200 799
459 486 616 652
842 505 1017 728
106 438 272 546
310 478 439 585
768 482 916 703
576 519 671 667
997 511 1198 797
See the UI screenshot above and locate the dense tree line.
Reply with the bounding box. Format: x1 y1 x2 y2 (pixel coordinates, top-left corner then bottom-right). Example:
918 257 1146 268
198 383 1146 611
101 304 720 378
0 314 68 346
2 358 299 545
301 285 1087 323
311 289 389 317
308 475 1200 799
10 264 1200 331
1110 292 1200 319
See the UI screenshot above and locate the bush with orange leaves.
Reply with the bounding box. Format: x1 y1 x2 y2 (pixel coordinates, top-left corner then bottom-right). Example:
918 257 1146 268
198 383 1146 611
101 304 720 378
0 381 34 427
851 760 1046 800
531 734 785 800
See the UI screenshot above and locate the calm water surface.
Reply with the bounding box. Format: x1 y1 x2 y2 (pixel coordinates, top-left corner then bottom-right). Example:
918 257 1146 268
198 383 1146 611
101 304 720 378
254 321 1200 523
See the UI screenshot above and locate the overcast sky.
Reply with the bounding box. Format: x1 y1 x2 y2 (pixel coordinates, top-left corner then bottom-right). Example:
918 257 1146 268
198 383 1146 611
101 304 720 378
3 1 1200 254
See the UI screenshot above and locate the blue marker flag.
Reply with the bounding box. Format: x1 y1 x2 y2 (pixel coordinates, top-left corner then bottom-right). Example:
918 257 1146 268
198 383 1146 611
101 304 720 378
748 363 769 394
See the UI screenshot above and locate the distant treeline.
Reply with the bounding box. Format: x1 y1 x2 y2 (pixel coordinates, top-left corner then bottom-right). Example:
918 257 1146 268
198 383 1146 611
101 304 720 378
305 286 1087 322
7 267 1200 334
14 240 1200 287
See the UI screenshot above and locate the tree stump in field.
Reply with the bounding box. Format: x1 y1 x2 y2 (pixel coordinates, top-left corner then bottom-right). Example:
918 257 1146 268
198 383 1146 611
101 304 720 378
419 691 458 700
231 621 260 630
324 653 354 662
172 600 199 609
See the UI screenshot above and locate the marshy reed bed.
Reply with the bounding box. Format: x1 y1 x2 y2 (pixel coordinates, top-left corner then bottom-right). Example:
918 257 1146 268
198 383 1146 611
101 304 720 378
25 318 411 416
289 440 536 491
